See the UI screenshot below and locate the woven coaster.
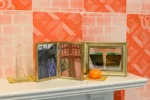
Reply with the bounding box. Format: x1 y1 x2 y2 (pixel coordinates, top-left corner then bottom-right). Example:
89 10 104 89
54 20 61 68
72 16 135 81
7 76 35 83
84 76 108 81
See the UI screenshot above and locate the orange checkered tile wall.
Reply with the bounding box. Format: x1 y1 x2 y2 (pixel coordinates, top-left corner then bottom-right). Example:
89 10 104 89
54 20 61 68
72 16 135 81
0 0 150 100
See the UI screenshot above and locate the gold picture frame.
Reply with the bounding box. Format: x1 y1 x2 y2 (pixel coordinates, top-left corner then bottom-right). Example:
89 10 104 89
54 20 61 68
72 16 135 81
84 42 127 76
35 42 59 82
59 42 84 80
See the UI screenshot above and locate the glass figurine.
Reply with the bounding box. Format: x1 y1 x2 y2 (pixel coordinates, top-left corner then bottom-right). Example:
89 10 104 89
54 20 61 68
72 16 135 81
15 44 27 81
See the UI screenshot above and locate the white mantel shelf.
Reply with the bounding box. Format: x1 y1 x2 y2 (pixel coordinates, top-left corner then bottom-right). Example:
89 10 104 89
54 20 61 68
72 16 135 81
0 73 148 100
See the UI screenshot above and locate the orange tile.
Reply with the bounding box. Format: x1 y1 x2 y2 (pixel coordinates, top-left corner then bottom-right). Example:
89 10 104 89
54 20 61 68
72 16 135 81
84 0 126 13
33 0 51 8
141 3 150 11
3 26 22 35
0 0 32 10
4 67 15 77
83 26 88 35
33 12 82 43
0 36 12 45
127 1 150 13
83 35 95 42
95 35 111 42
70 0 83 8
13 15 32 24
88 26 103 35
61 9 78 12
12 36 32 46
0 27 1 36
134 11 148 14
126 2 141 12
110 0 126 13
41 8 61 12
111 29 126 42
3 46 17 56
1 11 22 14
78 9 84 12
127 14 150 80
23 46 33 55
88 13 104 16
104 26 119 34
84 0 102 12
0 0 7 10
0 57 14 67
104 13 118 17
22 56 33 67
0 15 12 25
97 17 111 25
0 47 3 56
33 8 43 12
0 67 3 78
23 11 32 14
12 36 22 46
22 26 33 35
83 16 96 25
12 0 32 10
112 16 126 25
21 36 33 45
145 43 150 57
52 0 69 8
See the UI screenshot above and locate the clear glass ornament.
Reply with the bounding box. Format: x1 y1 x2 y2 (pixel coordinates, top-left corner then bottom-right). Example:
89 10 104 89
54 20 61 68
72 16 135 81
15 44 27 81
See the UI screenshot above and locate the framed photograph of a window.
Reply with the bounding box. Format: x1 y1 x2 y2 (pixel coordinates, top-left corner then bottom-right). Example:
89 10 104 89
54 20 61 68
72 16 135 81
59 42 84 80
35 42 58 82
84 42 127 76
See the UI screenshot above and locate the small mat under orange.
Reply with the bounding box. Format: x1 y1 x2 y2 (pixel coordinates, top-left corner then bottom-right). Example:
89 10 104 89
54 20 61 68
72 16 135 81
84 75 108 81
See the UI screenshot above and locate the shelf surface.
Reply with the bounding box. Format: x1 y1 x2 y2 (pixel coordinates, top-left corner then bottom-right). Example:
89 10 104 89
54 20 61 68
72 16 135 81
0 73 148 100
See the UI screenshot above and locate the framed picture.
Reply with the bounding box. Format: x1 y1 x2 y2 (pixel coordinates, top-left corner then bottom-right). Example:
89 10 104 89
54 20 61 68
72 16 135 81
84 42 127 76
35 42 58 81
59 42 84 80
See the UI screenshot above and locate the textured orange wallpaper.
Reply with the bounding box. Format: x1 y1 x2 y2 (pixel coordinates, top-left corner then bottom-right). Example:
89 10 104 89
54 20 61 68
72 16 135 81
84 0 126 13
127 14 150 79
126 14 150 100
0 0 150 100
33 12 82 43
0 0 32 10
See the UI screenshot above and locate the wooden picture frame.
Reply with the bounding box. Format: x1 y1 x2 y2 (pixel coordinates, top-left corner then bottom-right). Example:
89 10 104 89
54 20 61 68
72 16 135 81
35 42 59 82
59 42 84 80
84 42 127 76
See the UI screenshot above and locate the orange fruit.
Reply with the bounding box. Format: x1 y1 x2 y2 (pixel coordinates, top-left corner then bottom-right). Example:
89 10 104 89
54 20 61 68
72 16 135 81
88 69 102 79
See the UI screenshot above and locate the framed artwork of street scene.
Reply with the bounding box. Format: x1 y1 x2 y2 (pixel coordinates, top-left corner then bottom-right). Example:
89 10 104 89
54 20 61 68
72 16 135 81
35 42 58 82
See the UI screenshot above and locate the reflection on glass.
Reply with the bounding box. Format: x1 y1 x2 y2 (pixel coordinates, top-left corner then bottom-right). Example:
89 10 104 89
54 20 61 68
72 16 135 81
60 43 82 79
37 43 57 80
61 58 69 77
89 47 122 71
